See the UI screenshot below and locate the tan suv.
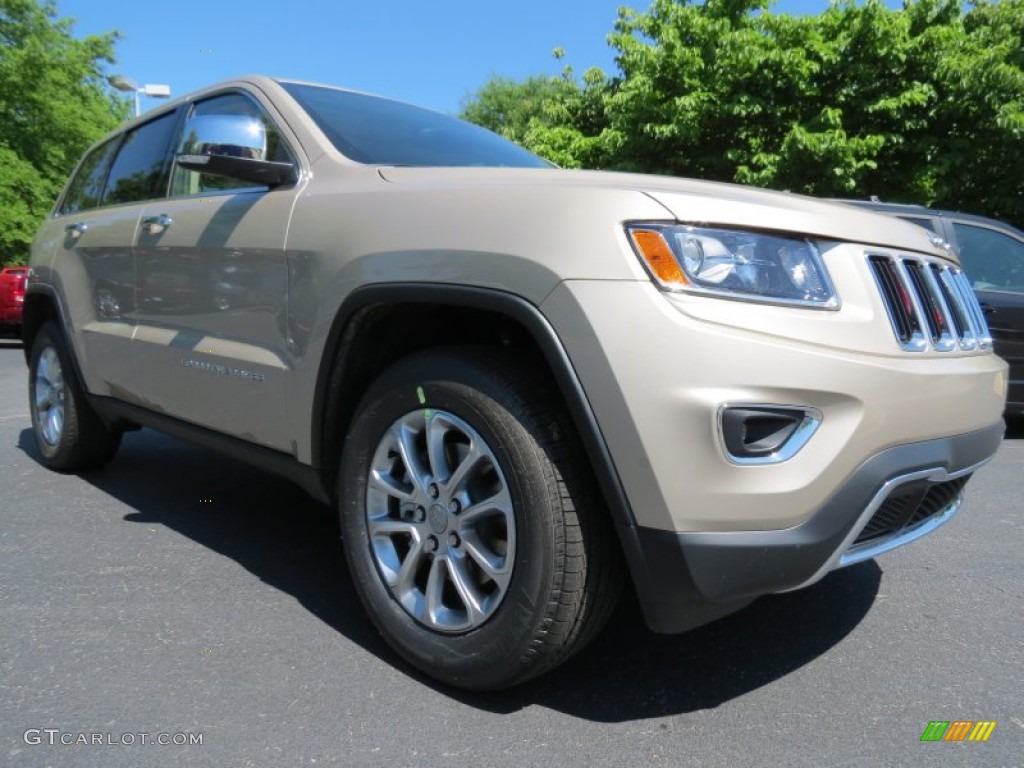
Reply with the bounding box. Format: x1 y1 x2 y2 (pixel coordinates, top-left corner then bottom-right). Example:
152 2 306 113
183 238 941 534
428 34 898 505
24 76 1007 690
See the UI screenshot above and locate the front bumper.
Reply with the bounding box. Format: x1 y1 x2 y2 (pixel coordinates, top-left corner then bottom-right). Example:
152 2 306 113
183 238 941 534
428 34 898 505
542 278 1007 534
622 422 1003 633
540 269 1007 634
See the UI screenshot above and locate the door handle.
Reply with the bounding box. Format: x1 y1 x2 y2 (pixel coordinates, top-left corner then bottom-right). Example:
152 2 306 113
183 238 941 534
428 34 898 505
141 214 172 235
64 222 88 239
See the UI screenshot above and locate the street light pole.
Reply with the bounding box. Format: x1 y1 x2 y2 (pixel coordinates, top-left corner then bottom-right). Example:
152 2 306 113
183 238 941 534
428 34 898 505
108 75 171 117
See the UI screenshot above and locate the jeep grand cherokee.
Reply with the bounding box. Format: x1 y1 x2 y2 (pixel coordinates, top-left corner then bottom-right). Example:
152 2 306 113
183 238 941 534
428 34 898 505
24 76 1007 690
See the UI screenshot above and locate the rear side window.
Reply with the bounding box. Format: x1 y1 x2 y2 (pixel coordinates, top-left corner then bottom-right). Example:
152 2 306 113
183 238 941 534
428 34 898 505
102 111 180 206
59 138 120 215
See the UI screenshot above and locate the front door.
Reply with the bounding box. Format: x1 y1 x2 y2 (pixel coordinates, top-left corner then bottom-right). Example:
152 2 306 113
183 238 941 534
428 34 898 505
950 220 1024 406
129 92 302 451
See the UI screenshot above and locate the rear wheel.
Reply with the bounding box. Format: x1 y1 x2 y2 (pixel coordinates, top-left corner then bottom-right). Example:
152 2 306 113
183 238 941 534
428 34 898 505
338 348 621 690
29 322 121 470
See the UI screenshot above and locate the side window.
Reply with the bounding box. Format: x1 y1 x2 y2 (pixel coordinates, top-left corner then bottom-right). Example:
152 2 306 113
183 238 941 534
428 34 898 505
170 93 293 197
102 111 180 206
952 222 1024 294
59 138 120 215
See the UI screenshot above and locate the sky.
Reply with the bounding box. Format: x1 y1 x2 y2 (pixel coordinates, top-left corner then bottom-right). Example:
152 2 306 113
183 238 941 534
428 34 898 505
58 0 890 116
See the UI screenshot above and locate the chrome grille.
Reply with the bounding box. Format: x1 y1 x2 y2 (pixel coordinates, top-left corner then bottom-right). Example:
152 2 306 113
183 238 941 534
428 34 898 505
868 255 992 352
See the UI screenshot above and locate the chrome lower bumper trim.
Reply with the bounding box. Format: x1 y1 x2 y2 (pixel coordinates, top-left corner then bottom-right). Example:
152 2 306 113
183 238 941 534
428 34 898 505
838 494 963 568
781 456 990 593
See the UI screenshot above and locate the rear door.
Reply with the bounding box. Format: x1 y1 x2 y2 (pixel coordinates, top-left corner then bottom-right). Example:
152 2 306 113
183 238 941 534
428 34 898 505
47 111 180 400
130 91 301 450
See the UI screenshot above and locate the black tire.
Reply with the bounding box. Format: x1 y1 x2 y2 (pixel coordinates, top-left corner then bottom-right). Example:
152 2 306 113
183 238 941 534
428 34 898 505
338 347 622 690
28 321 121 471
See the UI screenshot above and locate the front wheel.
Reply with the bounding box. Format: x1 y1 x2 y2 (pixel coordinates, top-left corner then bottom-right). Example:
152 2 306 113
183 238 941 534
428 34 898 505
338 348 621 690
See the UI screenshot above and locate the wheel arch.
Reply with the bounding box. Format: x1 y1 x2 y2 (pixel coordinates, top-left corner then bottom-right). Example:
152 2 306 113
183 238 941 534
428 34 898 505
22 286 68 363
311 283 636 528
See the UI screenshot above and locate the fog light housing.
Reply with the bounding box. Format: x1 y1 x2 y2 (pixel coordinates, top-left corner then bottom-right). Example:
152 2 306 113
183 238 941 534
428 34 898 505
718 404 822 465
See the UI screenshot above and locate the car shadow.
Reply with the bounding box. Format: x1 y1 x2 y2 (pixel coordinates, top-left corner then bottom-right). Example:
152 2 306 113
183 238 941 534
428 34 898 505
19 426 881 721
1003 414 1024 439
449 562 881 719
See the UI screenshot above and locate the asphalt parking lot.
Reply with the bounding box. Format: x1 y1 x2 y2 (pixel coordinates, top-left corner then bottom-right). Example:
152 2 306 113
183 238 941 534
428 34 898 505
1 337 1021 768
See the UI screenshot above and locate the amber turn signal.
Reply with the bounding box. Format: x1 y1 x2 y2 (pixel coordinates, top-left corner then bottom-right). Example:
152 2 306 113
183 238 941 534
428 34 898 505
630 229 689 286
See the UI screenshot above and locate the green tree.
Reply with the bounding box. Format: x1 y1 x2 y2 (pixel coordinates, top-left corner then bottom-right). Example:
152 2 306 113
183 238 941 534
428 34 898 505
460 74 567 145
0 0 127 265
461 0 1024 227
925 0 1024 225
461 58 621 169
603 0 974 194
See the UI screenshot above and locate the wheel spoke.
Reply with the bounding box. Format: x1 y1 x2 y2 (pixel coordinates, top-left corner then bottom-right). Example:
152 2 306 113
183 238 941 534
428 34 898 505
35 382 52 410
38 349 54 384
46 407 63 446
424 556 447 623
446 552 487 624
369 468 414 501
367 517 417 538
424 413 452 482
394 422 429 494
393 536 428 595
368 518 419 586
460 529 512 583
459 494 512 525
446 441 486 496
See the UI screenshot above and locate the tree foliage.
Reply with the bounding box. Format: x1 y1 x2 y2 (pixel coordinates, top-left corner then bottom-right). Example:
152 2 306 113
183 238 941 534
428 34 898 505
461 0 1024 227
461 75 567 147
0 0 127 264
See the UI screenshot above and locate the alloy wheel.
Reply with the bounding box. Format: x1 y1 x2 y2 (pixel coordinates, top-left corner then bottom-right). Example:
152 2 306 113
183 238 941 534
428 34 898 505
34 346 65 447
365 409 516 633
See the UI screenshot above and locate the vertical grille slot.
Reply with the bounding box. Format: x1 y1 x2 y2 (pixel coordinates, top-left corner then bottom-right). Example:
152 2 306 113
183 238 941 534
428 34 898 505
933 264 975 349
868 255 925 350
905 260 956 350
868 254 992 352
951 270 993 349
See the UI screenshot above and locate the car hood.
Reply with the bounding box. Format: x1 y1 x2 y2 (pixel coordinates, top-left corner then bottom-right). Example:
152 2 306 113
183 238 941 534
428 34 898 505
378 166 948 259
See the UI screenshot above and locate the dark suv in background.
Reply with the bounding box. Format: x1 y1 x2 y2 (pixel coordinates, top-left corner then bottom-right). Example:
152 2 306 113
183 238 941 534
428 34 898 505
841 200 1024 416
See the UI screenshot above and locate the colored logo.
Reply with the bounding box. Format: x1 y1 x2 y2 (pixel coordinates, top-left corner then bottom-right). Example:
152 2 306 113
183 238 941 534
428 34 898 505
920 721 996 742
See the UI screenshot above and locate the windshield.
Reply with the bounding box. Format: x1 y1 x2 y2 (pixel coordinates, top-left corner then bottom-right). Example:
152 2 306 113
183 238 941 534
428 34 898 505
281 82 550 169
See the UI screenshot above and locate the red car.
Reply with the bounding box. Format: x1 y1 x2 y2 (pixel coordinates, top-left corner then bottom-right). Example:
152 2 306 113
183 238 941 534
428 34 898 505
0 266 28 337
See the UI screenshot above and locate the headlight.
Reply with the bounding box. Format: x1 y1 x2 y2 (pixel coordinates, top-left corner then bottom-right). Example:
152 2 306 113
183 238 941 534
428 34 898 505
626 223 839 308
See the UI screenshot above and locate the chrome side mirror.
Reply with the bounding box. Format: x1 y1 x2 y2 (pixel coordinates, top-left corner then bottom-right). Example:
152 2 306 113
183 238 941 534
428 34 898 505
175 114 296 187
178 114 268 161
